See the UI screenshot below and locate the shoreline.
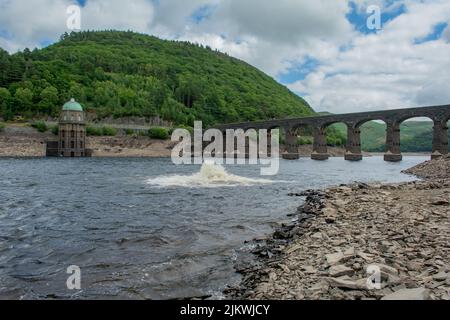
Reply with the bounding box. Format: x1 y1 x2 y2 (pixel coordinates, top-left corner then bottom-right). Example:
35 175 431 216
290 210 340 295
0 154 433 159
226 156 449 300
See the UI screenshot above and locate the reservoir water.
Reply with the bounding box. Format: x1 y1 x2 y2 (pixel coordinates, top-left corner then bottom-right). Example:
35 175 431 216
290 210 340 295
0 156 426 299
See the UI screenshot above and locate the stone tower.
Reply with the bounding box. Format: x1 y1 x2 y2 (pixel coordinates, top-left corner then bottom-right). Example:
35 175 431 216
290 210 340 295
58 98 87 157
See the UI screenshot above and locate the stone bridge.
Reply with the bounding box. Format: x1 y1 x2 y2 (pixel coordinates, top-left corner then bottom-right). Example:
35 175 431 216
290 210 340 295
217 104 450 161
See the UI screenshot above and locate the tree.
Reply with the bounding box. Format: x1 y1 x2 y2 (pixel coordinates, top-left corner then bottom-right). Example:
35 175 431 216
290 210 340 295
0 49 10 87
0 30 313 122
68 82 86 102
39 86 59 115
14 87 33 114
0 87 12 120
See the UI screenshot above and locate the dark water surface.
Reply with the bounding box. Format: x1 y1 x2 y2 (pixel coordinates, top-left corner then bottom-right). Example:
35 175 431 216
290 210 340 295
0 156 426 299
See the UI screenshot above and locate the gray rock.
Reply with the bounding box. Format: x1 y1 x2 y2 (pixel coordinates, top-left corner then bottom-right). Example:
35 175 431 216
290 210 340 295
329 265 354 277
430 199 449 206
325 252 345 266
368 263 399 276
381 288 430 300
432 271 448 281
327 276 366 290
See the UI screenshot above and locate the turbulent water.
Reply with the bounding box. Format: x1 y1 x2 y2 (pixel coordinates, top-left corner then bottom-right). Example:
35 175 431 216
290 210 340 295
0 156 426 299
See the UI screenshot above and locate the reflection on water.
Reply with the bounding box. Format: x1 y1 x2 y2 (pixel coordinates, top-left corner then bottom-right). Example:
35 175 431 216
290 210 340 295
0 156 425 299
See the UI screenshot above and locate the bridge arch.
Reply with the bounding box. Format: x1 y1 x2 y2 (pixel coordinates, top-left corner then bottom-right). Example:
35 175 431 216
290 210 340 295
354 117 389 129
355 119 388 155
397 117 434 154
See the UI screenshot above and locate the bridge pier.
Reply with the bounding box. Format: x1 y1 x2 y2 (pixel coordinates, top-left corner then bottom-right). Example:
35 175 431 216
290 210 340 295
282 128 300 160
432 120 449 159
384 122 402 162
311 127 329 160
345 127 363 161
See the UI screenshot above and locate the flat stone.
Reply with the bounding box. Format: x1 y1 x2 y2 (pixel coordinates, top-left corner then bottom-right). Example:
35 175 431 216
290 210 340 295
344 247 355 257
430 199 449 206
323 207 337 215
432 271 448 281
303 266 317 274
311 232 323 239
406 261 423 272
329 265 354 277
357 251 374 262
369 263 399 276
381 288 430 300
332 199 346 207
327 276 366 290
325 252 345 266
338 186 353 193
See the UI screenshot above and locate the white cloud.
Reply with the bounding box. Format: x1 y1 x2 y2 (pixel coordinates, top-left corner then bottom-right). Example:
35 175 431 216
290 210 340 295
0 0 155 52
186 0 354 75
82 0 154 33
287 0 450 113
443 24 450 42
0 0 70 51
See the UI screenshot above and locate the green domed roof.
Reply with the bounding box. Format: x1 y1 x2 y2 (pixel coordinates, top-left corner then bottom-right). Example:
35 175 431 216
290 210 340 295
63 98 83 111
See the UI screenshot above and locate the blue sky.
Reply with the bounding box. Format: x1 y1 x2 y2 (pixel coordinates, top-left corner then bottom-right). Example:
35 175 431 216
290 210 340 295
415 22 448 44
346 1 407 35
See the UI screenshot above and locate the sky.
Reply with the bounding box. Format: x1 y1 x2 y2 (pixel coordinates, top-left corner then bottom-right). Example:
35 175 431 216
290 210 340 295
0 0 449 114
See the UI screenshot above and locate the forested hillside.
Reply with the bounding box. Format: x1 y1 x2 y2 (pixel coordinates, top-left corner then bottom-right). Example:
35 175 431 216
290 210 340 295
0 30 313 127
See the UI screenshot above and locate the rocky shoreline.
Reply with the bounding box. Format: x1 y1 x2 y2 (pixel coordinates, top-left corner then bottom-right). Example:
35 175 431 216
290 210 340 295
227 155 450 300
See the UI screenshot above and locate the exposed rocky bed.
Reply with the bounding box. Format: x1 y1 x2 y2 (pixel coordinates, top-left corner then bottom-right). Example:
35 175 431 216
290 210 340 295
0 125 50 157
87 136 175 157
0 125 175 157
227 157 450 300
403 154 450 179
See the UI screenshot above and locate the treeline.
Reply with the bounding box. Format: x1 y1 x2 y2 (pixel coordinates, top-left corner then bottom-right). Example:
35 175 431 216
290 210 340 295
0 30 313 127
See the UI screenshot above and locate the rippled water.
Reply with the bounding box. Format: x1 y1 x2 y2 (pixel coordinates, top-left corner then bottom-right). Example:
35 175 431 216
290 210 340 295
0 156 426 299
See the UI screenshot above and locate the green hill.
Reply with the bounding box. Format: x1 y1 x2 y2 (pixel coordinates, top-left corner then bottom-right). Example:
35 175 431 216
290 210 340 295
0 30 313 127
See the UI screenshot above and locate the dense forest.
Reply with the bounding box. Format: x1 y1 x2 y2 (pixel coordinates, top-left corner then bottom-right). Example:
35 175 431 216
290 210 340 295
0 30 313 127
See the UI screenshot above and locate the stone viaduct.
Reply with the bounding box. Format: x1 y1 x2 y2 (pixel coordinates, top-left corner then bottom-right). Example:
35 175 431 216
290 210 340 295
217 104 450 162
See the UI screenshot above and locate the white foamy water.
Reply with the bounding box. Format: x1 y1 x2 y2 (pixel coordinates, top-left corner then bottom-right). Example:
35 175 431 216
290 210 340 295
146 161 274 187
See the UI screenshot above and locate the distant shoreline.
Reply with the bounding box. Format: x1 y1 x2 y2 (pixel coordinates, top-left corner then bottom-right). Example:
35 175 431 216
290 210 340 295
0 124 435 159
